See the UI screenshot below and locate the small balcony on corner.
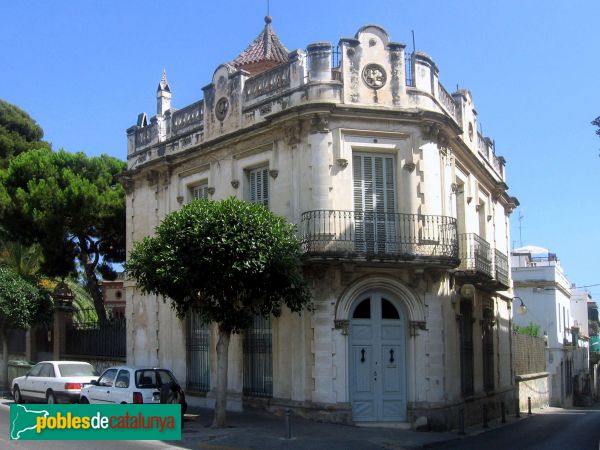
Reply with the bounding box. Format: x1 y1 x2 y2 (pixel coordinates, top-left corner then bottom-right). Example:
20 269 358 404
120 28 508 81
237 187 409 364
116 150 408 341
299 210 459 267
455 233 510 291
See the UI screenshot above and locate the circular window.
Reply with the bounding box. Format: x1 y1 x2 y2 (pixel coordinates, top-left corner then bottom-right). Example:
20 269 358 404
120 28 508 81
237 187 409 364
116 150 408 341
215 97 229 121
362 64 387 90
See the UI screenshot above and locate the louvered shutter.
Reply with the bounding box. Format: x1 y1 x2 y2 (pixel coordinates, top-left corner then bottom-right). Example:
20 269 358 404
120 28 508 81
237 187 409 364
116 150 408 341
249 167 269 207
353 154 396 255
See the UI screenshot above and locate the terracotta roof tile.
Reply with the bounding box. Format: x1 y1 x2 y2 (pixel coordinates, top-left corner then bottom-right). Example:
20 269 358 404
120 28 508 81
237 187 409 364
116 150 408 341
232 17 289 72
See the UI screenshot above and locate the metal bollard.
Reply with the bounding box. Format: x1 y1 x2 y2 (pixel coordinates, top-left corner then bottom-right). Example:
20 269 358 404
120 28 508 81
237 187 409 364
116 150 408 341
458 407 465 435
515 398 521 418
528 397 532 415
284 408 292 439
501 401 506 423
482 404 489 428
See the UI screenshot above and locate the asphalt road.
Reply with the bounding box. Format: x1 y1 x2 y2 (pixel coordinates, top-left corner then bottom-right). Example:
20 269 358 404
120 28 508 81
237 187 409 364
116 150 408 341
433 407 600 450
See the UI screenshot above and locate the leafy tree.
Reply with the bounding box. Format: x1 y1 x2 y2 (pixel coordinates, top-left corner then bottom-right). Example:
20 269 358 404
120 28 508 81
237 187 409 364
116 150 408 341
0 99 50 165
126 198 312 427
513 322 541 337
0 148 126 325
0 267 53 389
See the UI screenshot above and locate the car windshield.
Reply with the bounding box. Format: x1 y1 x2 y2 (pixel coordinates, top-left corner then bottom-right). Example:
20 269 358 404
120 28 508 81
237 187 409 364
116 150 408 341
135 369 177 388
58 364 98 377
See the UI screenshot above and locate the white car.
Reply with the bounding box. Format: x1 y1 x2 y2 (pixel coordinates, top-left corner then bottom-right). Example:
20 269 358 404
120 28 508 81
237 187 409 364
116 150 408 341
12 361 98 404
79 366 186 410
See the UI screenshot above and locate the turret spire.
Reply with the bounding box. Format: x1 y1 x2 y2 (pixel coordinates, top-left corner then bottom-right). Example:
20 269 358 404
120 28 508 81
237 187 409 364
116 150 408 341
232 16 289 76
156 70 172 115
157 69 171 93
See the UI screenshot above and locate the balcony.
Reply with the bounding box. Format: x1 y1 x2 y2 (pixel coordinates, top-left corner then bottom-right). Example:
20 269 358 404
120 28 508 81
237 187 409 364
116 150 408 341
456 234 511 291
300 210 459 266
492 249 510 290
456 233 493 280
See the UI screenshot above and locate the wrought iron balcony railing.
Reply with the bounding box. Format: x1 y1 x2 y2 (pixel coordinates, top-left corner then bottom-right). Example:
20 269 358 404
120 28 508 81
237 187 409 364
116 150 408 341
300 210 459 263
457 233 492 277
493 249 509 288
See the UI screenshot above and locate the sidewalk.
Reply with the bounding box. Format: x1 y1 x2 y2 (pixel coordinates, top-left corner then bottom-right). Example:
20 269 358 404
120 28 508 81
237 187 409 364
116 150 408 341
174 405 458 450
174 403 543 450
0 393 536 449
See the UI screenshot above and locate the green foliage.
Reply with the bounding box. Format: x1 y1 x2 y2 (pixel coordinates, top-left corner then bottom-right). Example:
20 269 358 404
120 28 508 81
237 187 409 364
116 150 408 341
0 100 50 165
0 148 126 322
126 197 312 332
0 267 53 333
513 322 541 337
64 278 98 324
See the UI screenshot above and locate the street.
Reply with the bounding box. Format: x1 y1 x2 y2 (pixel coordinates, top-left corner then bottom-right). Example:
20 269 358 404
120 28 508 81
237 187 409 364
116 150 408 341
434 407 600 450
2 398 600 449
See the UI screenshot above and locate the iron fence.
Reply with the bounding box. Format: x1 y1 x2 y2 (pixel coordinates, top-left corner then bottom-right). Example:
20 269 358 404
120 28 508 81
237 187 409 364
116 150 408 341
186 310 210 392
65 317 126 358
331 45 341 69
457 233 492 277
405 52 414 86
8 329 26 354
300 210 458 262
243 315 273 398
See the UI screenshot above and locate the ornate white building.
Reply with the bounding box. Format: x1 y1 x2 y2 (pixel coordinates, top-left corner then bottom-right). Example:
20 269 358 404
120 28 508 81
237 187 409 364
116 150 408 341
124 19 519 429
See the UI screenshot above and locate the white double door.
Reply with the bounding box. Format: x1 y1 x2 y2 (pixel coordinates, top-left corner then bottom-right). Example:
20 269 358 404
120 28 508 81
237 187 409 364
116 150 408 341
349 294 407 421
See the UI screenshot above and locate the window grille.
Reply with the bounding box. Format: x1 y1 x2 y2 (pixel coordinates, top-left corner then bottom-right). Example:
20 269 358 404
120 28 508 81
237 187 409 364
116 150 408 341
243 315 273 397
186 310 210 392
459 301 474 396
482 307 495 391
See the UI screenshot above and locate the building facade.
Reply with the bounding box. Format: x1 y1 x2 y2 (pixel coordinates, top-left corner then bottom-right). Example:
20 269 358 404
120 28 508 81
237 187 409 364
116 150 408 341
124 20 518 429
512 246 589 406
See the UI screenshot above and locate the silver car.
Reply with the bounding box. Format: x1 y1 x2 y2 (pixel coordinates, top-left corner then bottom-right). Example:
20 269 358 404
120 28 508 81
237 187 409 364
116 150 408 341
12 361 98 404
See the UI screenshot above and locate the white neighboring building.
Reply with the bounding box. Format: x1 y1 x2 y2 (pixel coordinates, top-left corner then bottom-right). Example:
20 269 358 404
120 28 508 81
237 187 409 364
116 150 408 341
571 289 591 339
512 246 587 406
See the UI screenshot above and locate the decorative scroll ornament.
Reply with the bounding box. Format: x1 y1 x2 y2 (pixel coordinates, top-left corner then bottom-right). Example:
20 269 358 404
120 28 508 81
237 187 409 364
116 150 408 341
215 97 229 121
362 64 387 89
334 319 349 335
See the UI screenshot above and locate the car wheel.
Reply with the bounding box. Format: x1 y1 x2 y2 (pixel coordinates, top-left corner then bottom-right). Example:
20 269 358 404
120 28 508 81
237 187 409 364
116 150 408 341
46 391 57 404
80 397 89 404
13 386 23 404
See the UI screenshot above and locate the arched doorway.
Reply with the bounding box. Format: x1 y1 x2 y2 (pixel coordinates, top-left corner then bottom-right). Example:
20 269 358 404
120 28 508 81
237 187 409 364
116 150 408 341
349 293 407 421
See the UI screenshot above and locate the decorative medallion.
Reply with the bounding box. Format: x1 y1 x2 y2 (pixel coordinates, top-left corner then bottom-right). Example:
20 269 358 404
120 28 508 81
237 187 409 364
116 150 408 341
362 64 387 90
215 97 229 121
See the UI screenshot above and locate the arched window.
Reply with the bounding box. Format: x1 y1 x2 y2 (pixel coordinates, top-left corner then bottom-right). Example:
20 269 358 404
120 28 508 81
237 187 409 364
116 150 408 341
353 298 371 319
381 298 400 319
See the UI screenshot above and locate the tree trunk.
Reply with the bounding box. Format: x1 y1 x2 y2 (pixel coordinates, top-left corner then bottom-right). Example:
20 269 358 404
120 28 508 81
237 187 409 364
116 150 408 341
2 329 9 391
79 240 108 326
211 324 231 428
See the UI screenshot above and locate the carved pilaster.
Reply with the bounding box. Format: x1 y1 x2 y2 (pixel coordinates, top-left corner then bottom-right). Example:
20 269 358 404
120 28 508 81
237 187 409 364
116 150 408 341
309 114 330 134
123 178 135 196
283 122 302 146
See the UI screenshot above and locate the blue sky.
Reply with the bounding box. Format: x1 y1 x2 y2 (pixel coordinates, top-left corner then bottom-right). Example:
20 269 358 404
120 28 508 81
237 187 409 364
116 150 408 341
3 1 600 290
